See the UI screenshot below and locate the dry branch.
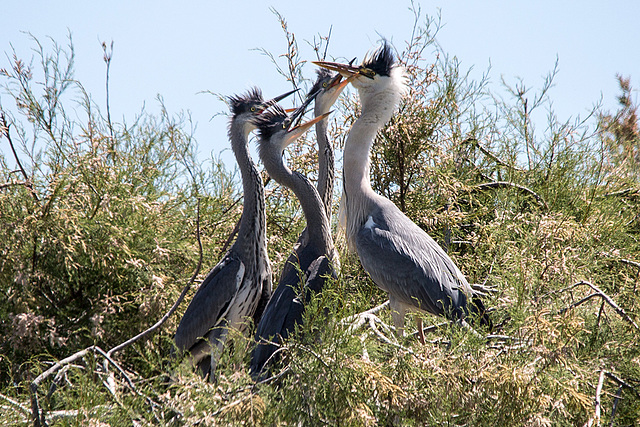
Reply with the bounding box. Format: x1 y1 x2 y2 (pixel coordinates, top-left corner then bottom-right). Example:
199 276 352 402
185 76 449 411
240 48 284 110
472 181 548 210
556 281 639 331
1 113 39 201
465 137 524 172
0 392 29 417
618 258 640 271
106 198 203 359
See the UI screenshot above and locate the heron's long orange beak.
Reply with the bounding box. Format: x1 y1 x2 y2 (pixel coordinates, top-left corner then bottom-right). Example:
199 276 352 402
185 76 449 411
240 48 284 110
285 112 331 145
313 60 360 77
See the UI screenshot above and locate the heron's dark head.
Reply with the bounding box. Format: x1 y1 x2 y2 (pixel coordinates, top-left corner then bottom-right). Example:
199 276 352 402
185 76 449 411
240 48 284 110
228 87 298 117
306 69 350 114
228 87 264 117
227 88 298 136
254 104 329 156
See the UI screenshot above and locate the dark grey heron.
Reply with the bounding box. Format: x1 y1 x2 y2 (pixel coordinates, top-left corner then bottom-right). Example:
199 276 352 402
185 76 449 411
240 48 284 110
249 98 339 378
308 68 348 215
174 88 296 380
315 42 490 343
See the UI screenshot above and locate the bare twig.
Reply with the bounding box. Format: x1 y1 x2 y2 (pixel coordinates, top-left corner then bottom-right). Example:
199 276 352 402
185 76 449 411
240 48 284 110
582 282 639 331
556 281 639 331
609 386 622 427
619 258 640 271
30 346 94 426
0 180 28 189
558 293 600 315
595 369 605 427
605 371 640 399
106 198 204 359
0 392 29 416
472 181 548 210
1 112 39 201
465 137 524 171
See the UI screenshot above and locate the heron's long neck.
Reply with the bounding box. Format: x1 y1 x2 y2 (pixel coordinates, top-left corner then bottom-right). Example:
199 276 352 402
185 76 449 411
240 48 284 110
342 88 399 243
229 120 265 251
263 152 332 252
314 111 334 216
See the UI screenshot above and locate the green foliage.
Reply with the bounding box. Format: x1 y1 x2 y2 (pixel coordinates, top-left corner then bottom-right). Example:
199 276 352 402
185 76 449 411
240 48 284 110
2 11 640 426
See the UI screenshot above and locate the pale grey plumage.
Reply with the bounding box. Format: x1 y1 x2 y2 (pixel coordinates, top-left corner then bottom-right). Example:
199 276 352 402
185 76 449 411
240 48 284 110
315 43 490 339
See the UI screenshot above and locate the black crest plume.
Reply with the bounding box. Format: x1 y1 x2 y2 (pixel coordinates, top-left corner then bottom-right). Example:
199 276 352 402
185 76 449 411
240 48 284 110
362 41 395 77
254 104 288 141
228 87 263 116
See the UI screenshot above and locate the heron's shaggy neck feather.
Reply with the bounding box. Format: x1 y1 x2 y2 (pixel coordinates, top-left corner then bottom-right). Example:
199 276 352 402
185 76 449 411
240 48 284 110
260 147 333 254
229 117 267 256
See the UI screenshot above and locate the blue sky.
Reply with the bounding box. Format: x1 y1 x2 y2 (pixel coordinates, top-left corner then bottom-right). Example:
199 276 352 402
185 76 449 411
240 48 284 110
2 1 639 168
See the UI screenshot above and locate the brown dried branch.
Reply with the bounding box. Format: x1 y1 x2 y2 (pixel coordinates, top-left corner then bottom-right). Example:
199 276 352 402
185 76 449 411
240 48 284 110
107 198 203 358
472 181 548 210
1 112 39 201
465 137 524 171
557 281 639 331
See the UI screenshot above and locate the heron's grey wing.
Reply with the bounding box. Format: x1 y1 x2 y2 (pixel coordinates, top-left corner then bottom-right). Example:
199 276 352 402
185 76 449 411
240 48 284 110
251 255 336 378
174 256 244 353
355 208 469 319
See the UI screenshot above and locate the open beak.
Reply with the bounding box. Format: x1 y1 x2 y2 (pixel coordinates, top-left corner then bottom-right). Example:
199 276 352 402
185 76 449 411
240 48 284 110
260 88 299 112
313 60 360 78
285 112 332 145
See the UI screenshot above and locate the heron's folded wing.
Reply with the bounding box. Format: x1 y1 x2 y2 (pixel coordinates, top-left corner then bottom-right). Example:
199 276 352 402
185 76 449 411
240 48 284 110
174 256 244 352
355 213 467 315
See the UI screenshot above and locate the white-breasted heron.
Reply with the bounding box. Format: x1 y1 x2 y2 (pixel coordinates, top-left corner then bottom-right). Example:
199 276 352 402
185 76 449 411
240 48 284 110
315 42 490 342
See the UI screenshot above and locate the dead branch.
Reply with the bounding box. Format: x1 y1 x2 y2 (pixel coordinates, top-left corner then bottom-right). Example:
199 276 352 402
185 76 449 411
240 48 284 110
600 188 640 199
0 180 28 189
605 371 640 399
464 137 524 172
30 346 94 426
1 113 39 201
555 281 639 331
582 281 639 331
558 293 600 315
594 369 605 427
472 181 548 210
0 392 30 417
106 198 203 359
609 386 622 427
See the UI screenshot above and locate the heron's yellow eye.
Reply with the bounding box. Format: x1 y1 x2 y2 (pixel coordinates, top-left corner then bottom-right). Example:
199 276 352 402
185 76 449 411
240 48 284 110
250 106 256 112
322 81 328 88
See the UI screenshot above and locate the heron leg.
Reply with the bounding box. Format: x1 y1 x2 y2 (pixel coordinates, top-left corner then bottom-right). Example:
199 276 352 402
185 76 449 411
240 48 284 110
389 295 406 338
416 316 425 345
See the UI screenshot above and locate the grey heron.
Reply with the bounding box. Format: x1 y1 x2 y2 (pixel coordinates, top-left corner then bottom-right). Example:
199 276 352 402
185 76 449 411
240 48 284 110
315 42 490 343
174 88 295 380
249 99 339 378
